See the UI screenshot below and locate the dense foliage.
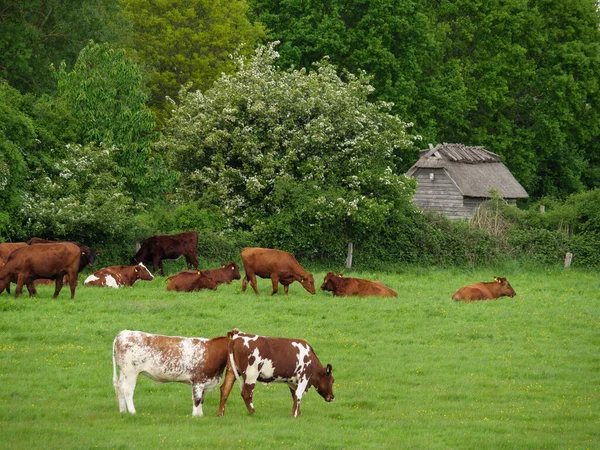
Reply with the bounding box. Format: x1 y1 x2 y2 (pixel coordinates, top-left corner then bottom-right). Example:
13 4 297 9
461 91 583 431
159 44 420 259
250 0 600 197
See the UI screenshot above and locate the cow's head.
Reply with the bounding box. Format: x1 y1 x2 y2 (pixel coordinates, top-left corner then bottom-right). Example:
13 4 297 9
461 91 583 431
223 261 241 281
196 270 218 291
80 246 99 267
314 363 335 402
299 273 316 295
493 276 516 297
135 262 154 281
320 272 340 292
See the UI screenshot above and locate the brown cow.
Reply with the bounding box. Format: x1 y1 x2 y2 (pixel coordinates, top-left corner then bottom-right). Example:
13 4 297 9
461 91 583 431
112 330 229 416
84 262 154 288
26 237 98 287
132 232 199 276
0 242 27 262
320 272 398 297
240 247 315 295
0 243 83 298
218 329 335 418
166 270 217 292
451 277 516 302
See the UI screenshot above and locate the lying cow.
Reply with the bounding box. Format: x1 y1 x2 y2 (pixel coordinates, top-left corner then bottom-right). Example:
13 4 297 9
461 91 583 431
320 272 398 297
241 247 315 295
218 329 335 418
112 330 229 416
132 231 199 276
166 270 217 292
451 277 516 302
84 263 154 288
0 243 84 298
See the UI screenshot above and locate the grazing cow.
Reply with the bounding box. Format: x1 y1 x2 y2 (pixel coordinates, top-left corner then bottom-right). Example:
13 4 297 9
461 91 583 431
320 272 398 297
166 270 217 292
112 330 229 416
132 232 199 276
84 263 154 288
0 242 27 263
0 243 83 298
451 277 517 302
240 247 315 295
218 329 335 418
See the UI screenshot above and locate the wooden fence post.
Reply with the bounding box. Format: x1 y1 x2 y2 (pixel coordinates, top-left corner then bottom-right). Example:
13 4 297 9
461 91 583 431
564 252 573 268
345 242 353 269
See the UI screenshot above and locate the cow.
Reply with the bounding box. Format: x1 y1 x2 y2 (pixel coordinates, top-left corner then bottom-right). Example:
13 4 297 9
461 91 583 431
132 231 199 276
166 270 217 292
0 243 84 298
451 277 517 302
84 263 154 288
206 262 241 285
218 329 335 418
27 237 99 271
0 242 27 263
240 247 315 296
320 272 398 297
112 330 229 417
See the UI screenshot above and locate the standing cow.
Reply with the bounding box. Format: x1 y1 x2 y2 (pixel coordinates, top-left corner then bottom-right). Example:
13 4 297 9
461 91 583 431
0 243 84 298
320 272 398 297
84 263 154 288
132 232 199 276
218 329 335 418
451 277 516 302
112 330 229 417
241 247 315 295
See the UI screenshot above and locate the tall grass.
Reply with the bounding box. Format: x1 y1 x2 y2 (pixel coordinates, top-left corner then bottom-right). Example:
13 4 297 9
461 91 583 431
0 266 598 449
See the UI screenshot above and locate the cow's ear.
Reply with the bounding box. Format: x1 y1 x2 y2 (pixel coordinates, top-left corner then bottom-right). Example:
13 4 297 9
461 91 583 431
81 251 86 255
337 273 343 277
494 277 500 283
227 331 234 340
326 364 332 375
232 266 235 270
135 268 138 273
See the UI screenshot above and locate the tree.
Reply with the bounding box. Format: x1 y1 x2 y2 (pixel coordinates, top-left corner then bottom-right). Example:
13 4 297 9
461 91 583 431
0 0 126 95
119 0 266 122
55 41 174 200
158 43 420 258
248 0 600 197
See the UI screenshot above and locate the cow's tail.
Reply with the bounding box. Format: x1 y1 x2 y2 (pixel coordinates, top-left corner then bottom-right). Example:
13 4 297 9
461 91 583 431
227 330 243 390
112 336 121 399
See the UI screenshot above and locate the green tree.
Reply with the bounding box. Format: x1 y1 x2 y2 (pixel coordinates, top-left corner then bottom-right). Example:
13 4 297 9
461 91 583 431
249 0 600 197
120 0 266 122
158 43 420 258
0 0 126 95
56 41 174 200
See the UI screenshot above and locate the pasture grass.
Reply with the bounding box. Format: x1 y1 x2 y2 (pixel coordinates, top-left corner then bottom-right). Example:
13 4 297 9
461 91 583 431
0 264 598 449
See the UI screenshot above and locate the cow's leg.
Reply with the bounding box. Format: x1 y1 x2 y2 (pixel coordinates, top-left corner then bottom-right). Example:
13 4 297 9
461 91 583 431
218 367 237 416
15 274 27 299
243 272 259 295
120 375 138 414
113 374 127 413
52 276 64 298
192 383 205 417
288 385 302 417
26 282 37 296
284 284 289 295
270 275 280 296
68 272 77 299
241 382 256 414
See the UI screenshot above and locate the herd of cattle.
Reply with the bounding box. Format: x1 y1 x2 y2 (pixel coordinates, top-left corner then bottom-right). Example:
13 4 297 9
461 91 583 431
1 231 517 417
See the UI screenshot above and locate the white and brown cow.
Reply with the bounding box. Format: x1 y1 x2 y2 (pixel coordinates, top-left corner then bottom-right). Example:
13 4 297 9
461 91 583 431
218 329 334 418
112 330 229 417
84 263 154 288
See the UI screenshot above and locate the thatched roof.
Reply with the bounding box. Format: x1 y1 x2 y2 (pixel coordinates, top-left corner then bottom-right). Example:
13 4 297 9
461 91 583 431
406 143 529 199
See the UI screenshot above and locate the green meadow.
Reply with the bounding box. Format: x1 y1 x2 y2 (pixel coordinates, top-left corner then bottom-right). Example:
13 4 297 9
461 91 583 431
0 265 598 449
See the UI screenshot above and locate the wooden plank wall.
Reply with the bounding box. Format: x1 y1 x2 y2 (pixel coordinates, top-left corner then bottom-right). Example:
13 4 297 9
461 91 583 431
412 168 470 220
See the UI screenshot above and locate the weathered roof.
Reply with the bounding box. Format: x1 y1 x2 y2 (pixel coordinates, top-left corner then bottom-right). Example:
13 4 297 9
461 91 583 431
407 143 528 199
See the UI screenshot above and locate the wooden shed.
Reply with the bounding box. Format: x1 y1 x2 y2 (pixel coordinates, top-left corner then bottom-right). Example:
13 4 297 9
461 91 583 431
406 143 528 220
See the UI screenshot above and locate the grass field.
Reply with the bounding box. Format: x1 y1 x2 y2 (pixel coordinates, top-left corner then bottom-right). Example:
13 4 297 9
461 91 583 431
0 264 598 449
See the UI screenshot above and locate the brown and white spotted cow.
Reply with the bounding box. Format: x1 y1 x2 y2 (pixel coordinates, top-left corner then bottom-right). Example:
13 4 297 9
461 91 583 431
112 330 229 417
84 263 154 288
218 329 334 418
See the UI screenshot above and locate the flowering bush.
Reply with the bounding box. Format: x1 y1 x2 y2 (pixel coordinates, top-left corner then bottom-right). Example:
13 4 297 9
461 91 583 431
159 43 420 257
